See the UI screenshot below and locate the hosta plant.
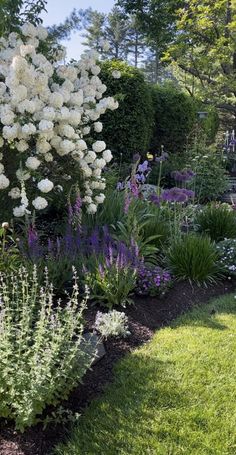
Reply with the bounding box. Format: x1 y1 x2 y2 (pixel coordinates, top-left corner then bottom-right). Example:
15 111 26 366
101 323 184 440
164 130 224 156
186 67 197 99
0 266 96 431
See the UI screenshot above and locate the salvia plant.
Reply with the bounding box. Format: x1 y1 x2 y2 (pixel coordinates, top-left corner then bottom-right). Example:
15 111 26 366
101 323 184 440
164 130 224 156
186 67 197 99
87 240 138 308
0 266 96 430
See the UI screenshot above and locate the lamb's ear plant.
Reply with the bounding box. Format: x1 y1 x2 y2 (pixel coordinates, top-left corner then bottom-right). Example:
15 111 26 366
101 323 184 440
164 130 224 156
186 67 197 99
0 266 96 431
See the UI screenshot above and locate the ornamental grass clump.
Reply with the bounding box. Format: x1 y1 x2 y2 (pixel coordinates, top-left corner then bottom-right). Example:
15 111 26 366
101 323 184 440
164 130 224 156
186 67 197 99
195 204 236 242
0 266 96 431
167 234 220 284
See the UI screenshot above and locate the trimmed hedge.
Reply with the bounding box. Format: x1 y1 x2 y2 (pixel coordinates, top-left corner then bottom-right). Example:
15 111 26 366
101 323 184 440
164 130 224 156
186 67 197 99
99 60 154 162
99 62 219 160
150 84 196 154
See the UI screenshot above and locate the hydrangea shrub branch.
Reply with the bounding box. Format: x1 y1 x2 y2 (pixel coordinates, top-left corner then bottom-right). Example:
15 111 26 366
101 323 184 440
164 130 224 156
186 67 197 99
0 23 118 216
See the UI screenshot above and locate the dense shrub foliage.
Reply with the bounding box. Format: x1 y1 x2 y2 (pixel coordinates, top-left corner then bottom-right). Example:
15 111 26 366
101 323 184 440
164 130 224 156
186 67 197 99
150 84 196 153
99 60 154 161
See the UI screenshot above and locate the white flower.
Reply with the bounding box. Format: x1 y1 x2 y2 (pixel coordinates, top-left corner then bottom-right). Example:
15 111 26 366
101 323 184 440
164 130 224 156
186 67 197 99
13 205 27 217
15 140 29 152
87 203 97 214
84 150 96 163
22 123 36 135
83 127 91 135
32 196 48 210
103 149 113 163
26 156 41 170
94 158 106 169
112 70 121 79
38 120 54 132
77 139 87 151
50 92 64 109
8 187 21 199
95 193 105 204
37 178 54 193
16 169 31 181
0 137 4 148
94 122 103 133
0 174 10 189
44 153 53 162
92 141 106 153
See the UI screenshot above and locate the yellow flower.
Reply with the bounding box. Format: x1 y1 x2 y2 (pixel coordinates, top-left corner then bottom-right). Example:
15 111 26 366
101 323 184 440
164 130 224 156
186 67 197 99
147 153 154 161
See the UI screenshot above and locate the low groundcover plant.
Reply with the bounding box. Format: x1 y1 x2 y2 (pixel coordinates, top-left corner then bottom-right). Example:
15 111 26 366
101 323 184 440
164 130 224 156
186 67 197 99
0 266 96 431
94 310 130 338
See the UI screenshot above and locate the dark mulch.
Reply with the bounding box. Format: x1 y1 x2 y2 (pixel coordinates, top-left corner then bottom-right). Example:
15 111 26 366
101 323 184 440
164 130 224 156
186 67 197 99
0 278 235 455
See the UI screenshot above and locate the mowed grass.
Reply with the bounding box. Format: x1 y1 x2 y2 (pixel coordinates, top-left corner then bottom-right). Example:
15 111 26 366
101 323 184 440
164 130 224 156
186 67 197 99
55 295 236 455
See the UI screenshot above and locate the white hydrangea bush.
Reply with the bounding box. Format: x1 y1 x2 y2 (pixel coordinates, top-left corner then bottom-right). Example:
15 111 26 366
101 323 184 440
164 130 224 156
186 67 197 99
0 23 118 216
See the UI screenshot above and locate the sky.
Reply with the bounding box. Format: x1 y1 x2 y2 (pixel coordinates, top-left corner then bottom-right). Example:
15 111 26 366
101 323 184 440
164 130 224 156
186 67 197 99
41 0 115 60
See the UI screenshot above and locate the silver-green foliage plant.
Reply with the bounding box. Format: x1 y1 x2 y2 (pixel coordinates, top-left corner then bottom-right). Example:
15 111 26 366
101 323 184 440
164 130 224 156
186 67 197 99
94 310 130 339
0 266 96 431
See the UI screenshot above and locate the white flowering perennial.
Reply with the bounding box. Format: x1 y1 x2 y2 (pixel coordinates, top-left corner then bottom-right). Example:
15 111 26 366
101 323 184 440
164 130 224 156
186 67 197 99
0 23 119 216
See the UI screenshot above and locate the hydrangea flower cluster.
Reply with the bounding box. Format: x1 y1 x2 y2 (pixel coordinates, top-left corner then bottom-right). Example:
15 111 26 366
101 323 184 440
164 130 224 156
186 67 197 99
0 23 118 216
94 310 130 339
216 239 236 276
136 264 171 297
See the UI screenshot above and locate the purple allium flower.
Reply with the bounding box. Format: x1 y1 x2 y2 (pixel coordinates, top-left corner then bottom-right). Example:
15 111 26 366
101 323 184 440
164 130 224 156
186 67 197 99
171 169 196 182
149 193 161 206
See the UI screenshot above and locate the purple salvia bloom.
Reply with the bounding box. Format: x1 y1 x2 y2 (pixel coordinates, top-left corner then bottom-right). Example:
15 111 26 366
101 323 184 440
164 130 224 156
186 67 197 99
124 193 131 214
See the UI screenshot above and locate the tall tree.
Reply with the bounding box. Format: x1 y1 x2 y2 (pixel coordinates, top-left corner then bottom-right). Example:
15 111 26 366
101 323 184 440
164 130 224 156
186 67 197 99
128 14 146 67
165 0 236 121
81 10 106 53
103 7 130 60
49 8 91 42
0 0 47 36
116 0 183 54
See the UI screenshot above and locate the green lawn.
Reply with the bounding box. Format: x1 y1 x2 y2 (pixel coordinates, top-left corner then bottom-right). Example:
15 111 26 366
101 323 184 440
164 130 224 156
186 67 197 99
55 295 236 455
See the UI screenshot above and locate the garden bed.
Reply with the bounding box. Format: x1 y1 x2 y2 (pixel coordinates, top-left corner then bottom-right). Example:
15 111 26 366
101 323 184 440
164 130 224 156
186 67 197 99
0 278 235 455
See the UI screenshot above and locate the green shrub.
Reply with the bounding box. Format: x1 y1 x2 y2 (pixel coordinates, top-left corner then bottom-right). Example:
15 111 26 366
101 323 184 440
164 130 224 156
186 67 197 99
167 234 220 283
150 84 196 154
195 205 236 242
190 148 228 202
0 267 95 430
99 60 154 161
216 239 236 276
